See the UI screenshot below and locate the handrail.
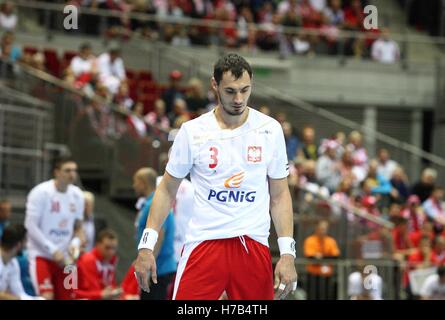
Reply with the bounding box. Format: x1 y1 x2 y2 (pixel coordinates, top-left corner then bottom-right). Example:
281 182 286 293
159 43 445 169
298 184 394 229
15 0 445 46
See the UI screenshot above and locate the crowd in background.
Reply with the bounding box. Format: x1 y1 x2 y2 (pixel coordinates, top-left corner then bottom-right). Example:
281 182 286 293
25 0 402 63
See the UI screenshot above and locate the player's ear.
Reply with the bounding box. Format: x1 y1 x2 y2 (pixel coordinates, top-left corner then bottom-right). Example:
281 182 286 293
211 77 218 92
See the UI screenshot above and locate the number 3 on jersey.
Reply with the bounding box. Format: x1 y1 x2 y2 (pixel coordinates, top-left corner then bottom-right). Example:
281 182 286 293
209 147 218 169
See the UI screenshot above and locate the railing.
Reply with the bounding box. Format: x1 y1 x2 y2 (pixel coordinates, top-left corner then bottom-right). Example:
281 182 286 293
13 0 445 65
0 85 53 196
278 258 402 300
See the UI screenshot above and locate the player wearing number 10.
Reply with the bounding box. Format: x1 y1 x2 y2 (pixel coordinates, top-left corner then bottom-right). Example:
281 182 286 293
134 53 297 300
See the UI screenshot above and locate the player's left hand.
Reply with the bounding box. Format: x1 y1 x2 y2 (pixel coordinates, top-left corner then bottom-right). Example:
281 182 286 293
274 255 298 300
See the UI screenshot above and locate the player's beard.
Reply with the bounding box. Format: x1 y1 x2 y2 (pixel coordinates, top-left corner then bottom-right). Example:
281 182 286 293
216 89 247 116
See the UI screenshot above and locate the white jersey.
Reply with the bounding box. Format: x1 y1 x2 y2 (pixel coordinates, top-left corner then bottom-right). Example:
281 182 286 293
420 274 445 300
25 180 85 260
0 255 36 300
347 271 383 300
166 108 289 246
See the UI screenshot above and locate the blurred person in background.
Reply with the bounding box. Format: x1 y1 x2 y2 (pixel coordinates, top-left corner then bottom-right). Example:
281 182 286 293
65 42 97 90
0 31 22 63
401 195 426 233
347 263 383 300
409 221 434 249
411 168 437 203
184 77 209 115
422 186 445 233
24 157 85 300
420 266 445 300
162 70 184 114
298 125 319 161
0 198 11 239
371 27 400 64
434 235 445 265
145 99 171 136
390 166 410 204
82 191 96 252
0 225 43 300
74 229 121 300
304 220 340 300
282 121 300 162
0 1 17 32
377 148 399 181
346 131 368 182
133 167 176 300
316 139 342 194
97 45 127 96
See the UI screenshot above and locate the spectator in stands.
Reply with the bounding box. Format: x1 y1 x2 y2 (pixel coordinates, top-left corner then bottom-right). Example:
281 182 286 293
412 168 437 203
365 159 393 206
114 82 134 111
390 166 410 204
282 121 300 162
422 186 445 232
409 221 434 249
323 0 344 26
420 266 445 300
371 27 400 64
133 167 176 300
391 217 415 263
0 1 17 32
343 0 365 58
304 220 340 300
346 131 368 182
406 237 438 292
145 99 170 136
274 111 287 125
434 235 445 265
331 177 354 219
0 31 22 63
0 198 11 239
0 224 43 300
347 264 383 300
75 229 122 300
162 70 184 114
316 139 342 193
127 101 148 139
168 98 189 125
237 6 256 51
184 77 209 115
97 44 126 95
298 125 319 161
402 195 426 233
377 148 398 181
65 42 97 90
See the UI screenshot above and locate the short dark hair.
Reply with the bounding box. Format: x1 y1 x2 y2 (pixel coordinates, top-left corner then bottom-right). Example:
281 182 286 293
53 156 76 171
80 42 91 51
1 224 26 250
213 53 252 85
96 229 118 243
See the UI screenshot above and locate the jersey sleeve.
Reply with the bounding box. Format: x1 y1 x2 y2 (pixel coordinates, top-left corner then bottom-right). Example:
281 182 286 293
267 123 289 179
166 126 193 179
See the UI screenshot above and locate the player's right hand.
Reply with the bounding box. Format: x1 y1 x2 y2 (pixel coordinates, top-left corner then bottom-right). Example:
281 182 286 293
134 249 157 293
52 250 65 266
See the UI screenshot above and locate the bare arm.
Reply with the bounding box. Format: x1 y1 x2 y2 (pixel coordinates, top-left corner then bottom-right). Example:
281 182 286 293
269 177 298 300
134 171 182 292
269 177 294 238
145 172 183 232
